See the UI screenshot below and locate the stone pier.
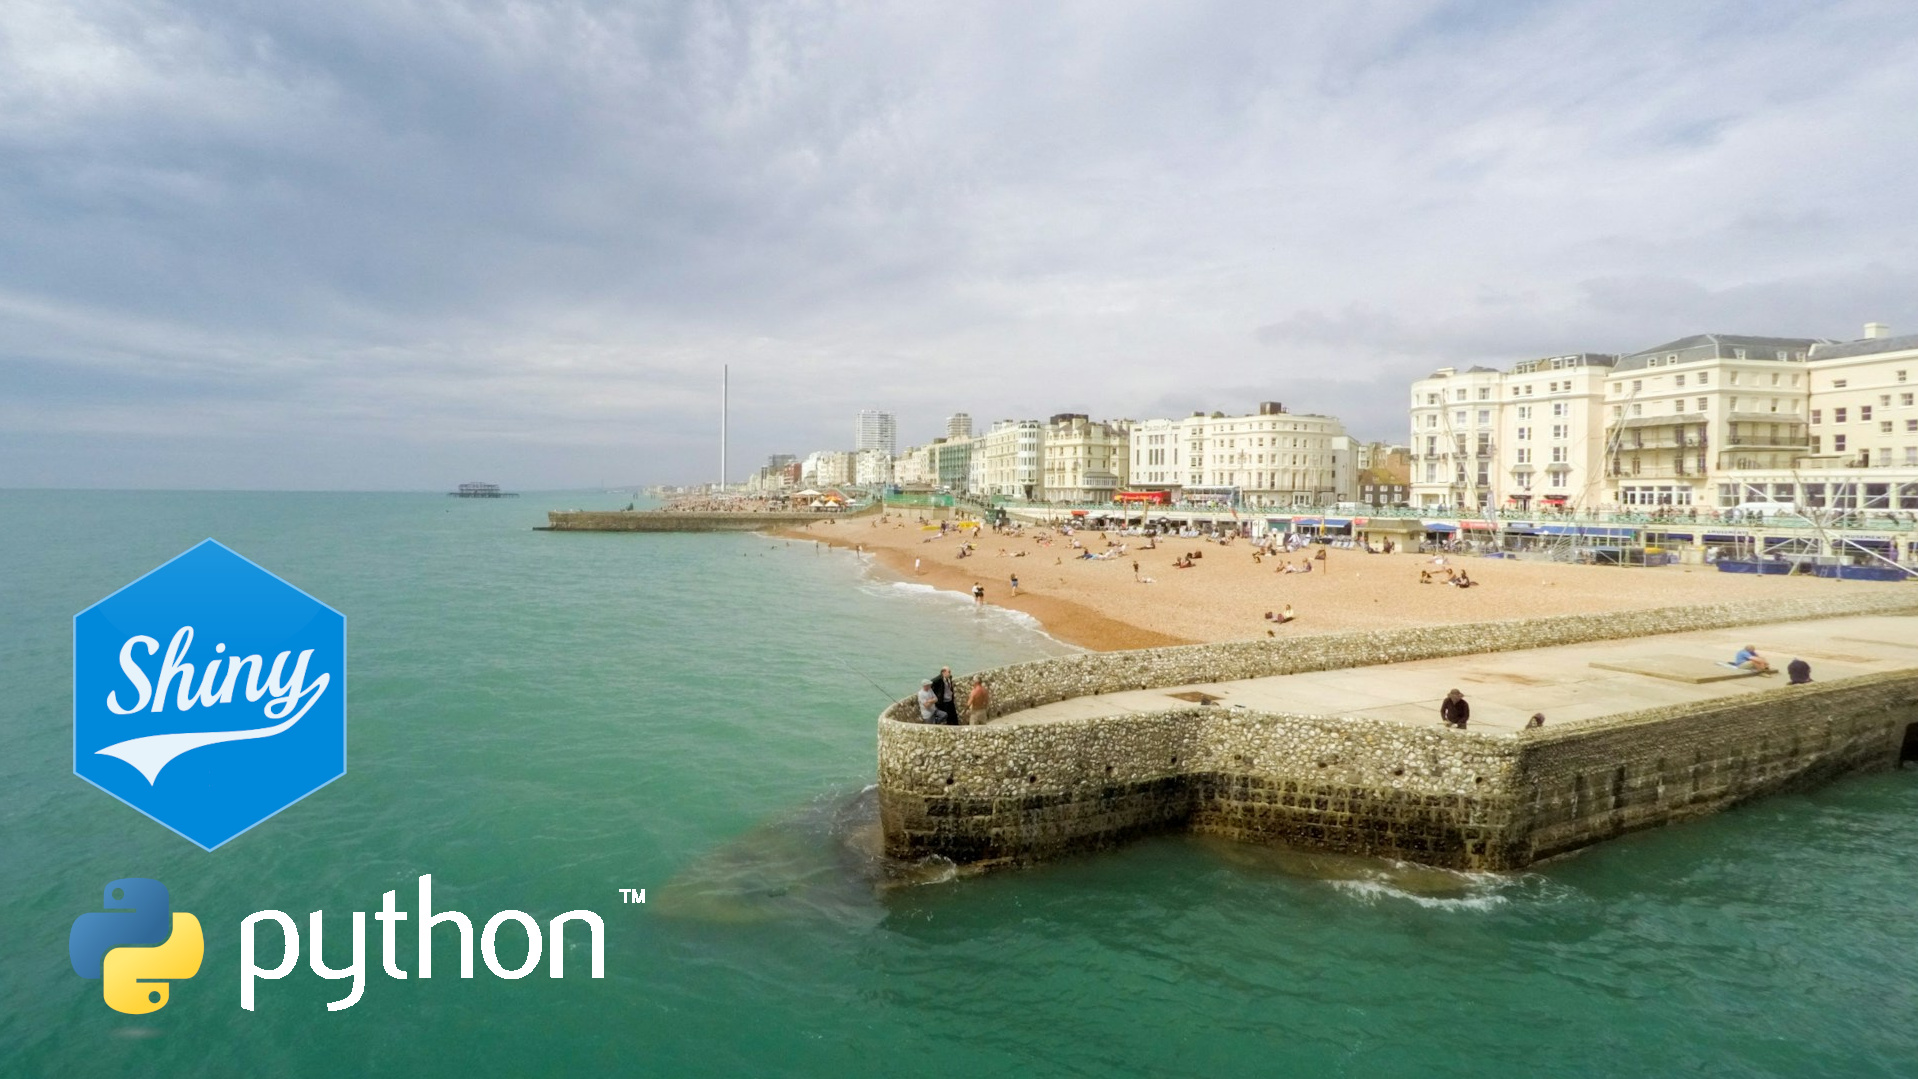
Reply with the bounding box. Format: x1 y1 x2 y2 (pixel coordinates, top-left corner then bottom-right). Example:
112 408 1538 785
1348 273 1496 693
877 593 1918 872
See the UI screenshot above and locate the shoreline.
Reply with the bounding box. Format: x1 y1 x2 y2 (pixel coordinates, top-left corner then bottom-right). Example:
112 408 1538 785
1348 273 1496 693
769 523 1191 652
776 512 1904 654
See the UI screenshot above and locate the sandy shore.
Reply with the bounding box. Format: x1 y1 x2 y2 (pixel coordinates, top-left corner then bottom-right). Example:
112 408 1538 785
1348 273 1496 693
778 512 1894 652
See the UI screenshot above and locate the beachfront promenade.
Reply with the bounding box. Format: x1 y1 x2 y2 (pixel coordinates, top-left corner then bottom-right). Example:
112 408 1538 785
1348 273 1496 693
877 593 1918 873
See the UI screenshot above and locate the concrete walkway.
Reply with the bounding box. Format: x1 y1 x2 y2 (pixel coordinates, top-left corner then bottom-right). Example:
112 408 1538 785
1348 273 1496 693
991 614 1918 734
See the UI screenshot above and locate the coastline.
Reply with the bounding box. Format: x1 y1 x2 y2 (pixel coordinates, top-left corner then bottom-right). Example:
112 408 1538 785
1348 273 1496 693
775 512 1904 653
769 522 1190 651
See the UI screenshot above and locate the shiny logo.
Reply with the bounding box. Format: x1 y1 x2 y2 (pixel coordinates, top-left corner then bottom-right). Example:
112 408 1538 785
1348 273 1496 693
69 879 204 1014
74 539 347 849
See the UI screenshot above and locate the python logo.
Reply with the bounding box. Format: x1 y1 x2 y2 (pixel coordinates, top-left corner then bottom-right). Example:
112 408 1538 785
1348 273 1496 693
69 879 204 1014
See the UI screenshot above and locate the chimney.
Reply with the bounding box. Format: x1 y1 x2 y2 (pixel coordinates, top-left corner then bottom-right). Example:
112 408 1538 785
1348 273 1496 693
1257 401 1286 415
1864 322 1890 339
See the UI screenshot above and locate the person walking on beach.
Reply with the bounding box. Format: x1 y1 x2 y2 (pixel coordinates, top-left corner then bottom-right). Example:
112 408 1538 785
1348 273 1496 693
967 677 990 724
972 582 985 606
914 557 923 575
1440 689 1470 730
1010 573 1020 596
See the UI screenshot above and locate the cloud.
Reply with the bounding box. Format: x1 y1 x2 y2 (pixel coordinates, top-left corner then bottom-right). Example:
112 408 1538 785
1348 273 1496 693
3 0 1917 487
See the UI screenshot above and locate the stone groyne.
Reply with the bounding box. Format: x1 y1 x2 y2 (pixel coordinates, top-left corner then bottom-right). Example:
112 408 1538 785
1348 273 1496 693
543 506 877 532
877 592 1918 872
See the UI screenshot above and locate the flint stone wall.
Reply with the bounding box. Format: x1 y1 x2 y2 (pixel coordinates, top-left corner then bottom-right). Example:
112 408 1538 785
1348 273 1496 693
878 593 1918 871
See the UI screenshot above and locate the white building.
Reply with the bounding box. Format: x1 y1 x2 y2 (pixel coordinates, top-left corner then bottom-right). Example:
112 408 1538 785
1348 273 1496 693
977 419 1044 499
1408 367 1504 510
946 413 973 440
801 450 856 488
855 410 897 458
892 444 933 486
853 447 894 487
1715 324 1918 514
1499 353 1615 512
1041 415 1131 502
1128 402 1352 506
1602 334 1821 507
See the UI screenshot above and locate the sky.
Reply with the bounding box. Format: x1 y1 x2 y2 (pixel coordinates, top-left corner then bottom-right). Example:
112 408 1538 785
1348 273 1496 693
4 0 1917 490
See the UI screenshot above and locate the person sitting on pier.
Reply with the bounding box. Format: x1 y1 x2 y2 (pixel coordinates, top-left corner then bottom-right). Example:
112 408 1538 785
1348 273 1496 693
917 679 938 723
1732 645 1772 673
1440 689 1470 730
1787 658 1813 684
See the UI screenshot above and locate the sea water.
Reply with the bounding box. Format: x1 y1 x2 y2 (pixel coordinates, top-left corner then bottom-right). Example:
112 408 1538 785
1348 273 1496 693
2 490 1915 1078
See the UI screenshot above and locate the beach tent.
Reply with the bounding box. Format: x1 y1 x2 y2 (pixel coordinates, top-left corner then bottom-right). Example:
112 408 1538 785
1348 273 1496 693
795 488 823 497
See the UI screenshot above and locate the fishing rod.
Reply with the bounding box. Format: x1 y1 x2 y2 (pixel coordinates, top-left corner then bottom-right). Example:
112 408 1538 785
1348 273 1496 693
833 658 910 709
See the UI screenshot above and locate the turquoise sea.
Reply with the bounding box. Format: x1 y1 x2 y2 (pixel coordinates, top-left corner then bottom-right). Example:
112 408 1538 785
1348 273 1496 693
3 490 1916 1078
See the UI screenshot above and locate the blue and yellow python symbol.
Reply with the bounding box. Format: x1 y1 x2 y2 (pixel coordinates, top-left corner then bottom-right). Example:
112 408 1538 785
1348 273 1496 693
69 878 203 1014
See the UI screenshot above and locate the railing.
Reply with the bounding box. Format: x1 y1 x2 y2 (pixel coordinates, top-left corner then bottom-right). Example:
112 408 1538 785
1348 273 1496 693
982 498 1918 533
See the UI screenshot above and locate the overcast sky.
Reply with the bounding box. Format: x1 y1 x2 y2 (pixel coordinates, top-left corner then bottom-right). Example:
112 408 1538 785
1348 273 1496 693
5 0 1916 489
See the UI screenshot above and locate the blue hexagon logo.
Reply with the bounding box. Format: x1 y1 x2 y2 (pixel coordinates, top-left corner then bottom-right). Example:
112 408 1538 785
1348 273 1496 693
74 540 346 850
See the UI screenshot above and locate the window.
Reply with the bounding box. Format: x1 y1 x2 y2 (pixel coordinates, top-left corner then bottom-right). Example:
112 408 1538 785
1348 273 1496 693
1733 348 1747 359
1812 409 1822 424
1769 373 1779 385
1834 379 1848 388
1697 398 1709 411
1427 393 1439 405
1882 395 1893 407
1812 436 1822 453
1552 402 1567 416
1698 372 1709 386
1836 408 1848 423
1862 406 1874 420
1515 448 1530 463
1632 404 1643 416
1478 387 1491 400
1903 393 1914 406
1835 435 1847 451
1426 415 1438 428
1551 446 1567 462
1731 372 1741 385
1908 420 1918 433
1456 389 1467 401
1900 370 1909 383
1517 405 1532 419
1455 411 1467 425
1477 410 1491 425
1552 425 1568 439
1632 380 1642 392
1676 374 1686 387
1882 421 1894 434
1611 405 1622 417
1516 427 1531 440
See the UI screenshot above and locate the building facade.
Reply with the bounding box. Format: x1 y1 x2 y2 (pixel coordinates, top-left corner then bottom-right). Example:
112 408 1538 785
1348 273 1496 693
1041 415 1131 502
855 411 898 458
1602 334 1820 507
1127 403 1352 506
1408 367 1505 509
946 413 973 440
977 420 1045 499
1499 353 1615 512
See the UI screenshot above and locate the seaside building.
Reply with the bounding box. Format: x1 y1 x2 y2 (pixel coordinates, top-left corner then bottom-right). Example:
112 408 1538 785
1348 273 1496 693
929 437 973 494
1500 353 1616 512
1601 334 1821 507
855 410 898 458
1408 366 1504 510
977 420 1045 499
802 450 856 488
1128 402 1352 507
1713 324 1918 512
892 444 933 486
853 447 894 487
946 413 973 440
1041 414 1132 502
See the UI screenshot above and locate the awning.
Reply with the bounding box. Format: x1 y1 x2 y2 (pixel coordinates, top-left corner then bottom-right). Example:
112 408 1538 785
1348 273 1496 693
1310 518 1351 528
1702 533 1741 543
1070 510 1088 516
1423 522 1458 533
1460 520 1494 530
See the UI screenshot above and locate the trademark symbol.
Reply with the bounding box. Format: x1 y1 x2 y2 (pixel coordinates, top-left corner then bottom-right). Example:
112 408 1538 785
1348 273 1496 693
617 888 646 904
